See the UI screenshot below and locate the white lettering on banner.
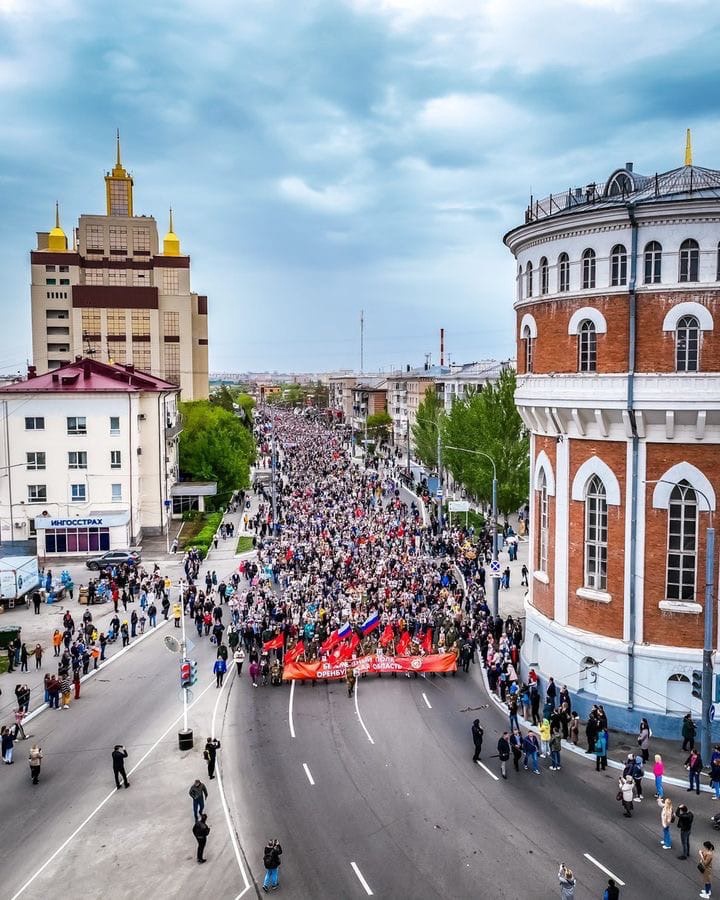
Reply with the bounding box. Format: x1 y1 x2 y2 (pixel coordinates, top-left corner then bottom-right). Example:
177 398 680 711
35 511 130 529
51 518 103 527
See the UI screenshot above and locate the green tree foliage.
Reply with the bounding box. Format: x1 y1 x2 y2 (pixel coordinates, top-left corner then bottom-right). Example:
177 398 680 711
366 411 393 445
209 384 236 412
442 368 529 514
412 386 444 468
179 401 256 508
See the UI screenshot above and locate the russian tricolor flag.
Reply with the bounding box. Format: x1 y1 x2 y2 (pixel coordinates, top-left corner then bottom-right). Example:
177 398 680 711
361 612 379 635
338 621 352 639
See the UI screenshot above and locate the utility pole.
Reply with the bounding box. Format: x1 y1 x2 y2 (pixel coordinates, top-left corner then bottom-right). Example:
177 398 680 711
360 309 364 375
702 526 715 765
491 473 499 619
436 427 443 528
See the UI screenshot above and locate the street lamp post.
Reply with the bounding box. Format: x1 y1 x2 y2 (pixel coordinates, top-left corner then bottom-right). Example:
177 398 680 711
444 444 499 619
646 479 715 763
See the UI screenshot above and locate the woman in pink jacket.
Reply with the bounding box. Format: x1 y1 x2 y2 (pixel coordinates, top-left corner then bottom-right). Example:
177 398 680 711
653 753 665 799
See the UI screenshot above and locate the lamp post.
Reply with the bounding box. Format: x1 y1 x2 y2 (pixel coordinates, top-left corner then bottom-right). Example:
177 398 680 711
413 416 444 528
445 445 500 618
645 478 715 763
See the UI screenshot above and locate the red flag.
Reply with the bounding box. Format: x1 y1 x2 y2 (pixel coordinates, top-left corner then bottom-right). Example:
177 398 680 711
379 623 394 647
420 628 433 654
395 631 410 655
348 632 361 653
334 642 354 662
285 640 304 663
320 630 340 654
263 633 283 652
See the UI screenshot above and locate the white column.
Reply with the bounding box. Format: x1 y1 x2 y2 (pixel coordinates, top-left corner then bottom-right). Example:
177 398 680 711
554 436 570 626
528 432 536 575
623 439 646 643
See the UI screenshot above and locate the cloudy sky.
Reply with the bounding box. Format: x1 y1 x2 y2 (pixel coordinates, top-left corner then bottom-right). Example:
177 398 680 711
1 0 719 374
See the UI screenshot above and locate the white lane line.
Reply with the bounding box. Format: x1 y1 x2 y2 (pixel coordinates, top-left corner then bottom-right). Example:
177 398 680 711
211 669 252 897
303 763 315 785
477 760 499 781
350 861 374 896
353 678 375 745
288 679 296 738
583 853 626 887
11 677 216 900
422 692 432 709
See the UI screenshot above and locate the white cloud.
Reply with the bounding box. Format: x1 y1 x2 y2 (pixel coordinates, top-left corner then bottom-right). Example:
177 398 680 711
277 176 369 214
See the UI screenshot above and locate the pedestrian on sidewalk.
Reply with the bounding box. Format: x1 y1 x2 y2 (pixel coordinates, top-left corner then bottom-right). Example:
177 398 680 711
213 657 227 688
682 712 697 752
510 729 523 772
654 754 665 798
558 863 575 899
60 672 71 708
595 729 608 772
14 708 26 740
112 744 129 789
660 797 674 849
193 813 210 863
148 603 157 628
262 838 282 892
204 737 221 779
173 602 181 628
676 803 693 859
20 643 28 672
234 647 245 676
603 878 620 900
32 590 41 614
550 723 562 770
710 748 720 800
686 748 703 795
34 643 43 669
346 666 357 698
618 774 635 817
471 719 484 762
52 629 62 657
28 744 42 784
497 731 510 779
699 841 714 898
637 718 651 763
2 726 15 764
189 779 208 820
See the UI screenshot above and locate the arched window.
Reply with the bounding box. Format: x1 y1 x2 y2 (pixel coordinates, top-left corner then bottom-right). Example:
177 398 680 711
538 469 549 573
666 480 697 602
676 314 700 372
522 324 534 373
517 265 523 301
578 320 597 372
644 241 662 284
582 248 596 289
679 239 699 282
526 261 533 298
539 257 548 295
610 244 627 286
558 253 570 292
584 475 607 590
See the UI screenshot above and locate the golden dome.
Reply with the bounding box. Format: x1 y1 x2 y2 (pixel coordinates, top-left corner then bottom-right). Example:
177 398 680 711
163 207 181 257
48 202 68 252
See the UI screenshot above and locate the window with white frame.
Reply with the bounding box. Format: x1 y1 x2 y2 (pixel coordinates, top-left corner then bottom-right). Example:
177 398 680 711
111 483 122 503
679 239 700 283
539 257 549 295
522 324 534 373
86 224 103 250
666 480 697 601
578 320 597 372
26 452 45 470
108 270 128 286
643 241 662 284
109 416 120 435
517 265 523 301
84 270 105 286
110 450 121 469
27 484 47 503
584 475 607 590
109 226 127 253
610 244 627 286
133 227 150 253
70 483 87 503
558 253 570 292
68 451 88 469
526 261 533 298
67 416 87 435
25 417 44 430
538 469 549 573
676 314 700 372
163 269 179 293
582 248 596 289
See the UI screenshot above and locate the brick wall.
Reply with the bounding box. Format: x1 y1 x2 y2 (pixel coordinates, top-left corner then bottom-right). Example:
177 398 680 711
636 290 720 372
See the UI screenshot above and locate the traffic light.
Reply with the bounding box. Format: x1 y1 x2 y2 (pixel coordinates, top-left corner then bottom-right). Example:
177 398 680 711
189 658 198 686
692 669 703 700
180 659 191 688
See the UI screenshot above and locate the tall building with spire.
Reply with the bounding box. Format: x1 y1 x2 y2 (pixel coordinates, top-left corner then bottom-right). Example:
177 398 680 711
30 133 209 400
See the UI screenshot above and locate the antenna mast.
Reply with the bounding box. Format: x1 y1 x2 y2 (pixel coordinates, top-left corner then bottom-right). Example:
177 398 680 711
360 309 364 374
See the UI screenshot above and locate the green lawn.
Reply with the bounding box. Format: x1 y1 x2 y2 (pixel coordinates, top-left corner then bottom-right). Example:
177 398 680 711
236 535 254 554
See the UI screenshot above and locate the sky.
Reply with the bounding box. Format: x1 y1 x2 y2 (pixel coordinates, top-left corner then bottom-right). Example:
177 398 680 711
2 0 720 375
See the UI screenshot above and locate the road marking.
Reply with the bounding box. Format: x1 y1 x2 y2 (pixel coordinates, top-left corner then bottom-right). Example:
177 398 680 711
288 679 296 738
350 861 374 895
303 763 315 785
212 668 252 897
583 853 625 887
422 692 432 709
477 760 499 781
10 677 216 900
353 678 375 745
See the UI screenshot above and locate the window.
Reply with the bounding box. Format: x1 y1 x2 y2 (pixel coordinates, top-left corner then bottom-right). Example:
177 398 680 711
70 483 87 503
539 257 549 295
68 451 88 469
582 249 596 289
643 241 662 284
84 270 105 286
679 239 700 282
131 309 150 336
132 343 151 371
109 226 127 253
107 310 126 336
81 308 101 339
111 483 122 503
45 526 109 553
163 311 180 337
109 180 130 216
522 324 534 373
584 475 607 590
133 227 150 253
517 266 523 301
558 253 570 292
108 270 128 286
164 343 181 385
578 320 597 372
666 481 697 601
27 484 47 503
163 269 179 294
109 416 120 435
59 278 70 285
86 224 103 250
59 265 69 273
676 314 700 372
25 417 44 430
46 278 56 285
610 244 627 286
26 452 46 470
526 261 533 298
110 450 122 469
538 470 549 573
45 265 56 272
67 416 87 435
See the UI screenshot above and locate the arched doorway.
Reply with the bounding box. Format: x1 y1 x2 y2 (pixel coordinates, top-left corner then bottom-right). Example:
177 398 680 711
666 674 691 713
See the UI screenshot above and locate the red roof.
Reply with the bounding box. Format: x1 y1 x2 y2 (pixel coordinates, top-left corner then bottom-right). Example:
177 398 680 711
0 358 179 394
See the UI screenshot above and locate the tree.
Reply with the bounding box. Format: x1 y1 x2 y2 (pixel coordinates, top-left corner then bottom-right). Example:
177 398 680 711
366 411 392 445
412 386 444 468
179 401 256 508
209 384 236 412
442 368 529 514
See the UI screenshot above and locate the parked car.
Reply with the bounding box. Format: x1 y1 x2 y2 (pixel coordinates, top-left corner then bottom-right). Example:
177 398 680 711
85 550 141 570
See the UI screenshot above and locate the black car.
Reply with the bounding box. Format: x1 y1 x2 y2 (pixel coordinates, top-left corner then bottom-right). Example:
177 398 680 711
85 550 141 570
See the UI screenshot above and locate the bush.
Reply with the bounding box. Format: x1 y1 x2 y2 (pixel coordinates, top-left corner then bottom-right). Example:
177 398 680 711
184 512 223 558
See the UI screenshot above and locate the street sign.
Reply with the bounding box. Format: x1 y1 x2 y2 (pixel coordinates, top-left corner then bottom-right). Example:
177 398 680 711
436 489 444 499
449 500 470 513
490 560 501 575
710 704 716 724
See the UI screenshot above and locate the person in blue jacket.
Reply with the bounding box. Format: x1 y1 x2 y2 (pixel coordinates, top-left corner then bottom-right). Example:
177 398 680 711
213 656 227 688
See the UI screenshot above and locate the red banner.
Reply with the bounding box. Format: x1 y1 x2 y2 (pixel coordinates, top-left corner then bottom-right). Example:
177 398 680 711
282 653 457 681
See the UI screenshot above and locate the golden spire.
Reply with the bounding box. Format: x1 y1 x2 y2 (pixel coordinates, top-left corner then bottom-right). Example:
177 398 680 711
116 127 122 167
685 128 693 167
48 201 68 252
163 206 181 257
105 129 134 216
55 200 60 229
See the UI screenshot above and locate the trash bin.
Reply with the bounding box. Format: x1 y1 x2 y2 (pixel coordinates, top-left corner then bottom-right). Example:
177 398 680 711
79 587 89 605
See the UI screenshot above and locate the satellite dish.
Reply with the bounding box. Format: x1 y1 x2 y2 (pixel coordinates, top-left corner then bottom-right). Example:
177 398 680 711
164 635 181 654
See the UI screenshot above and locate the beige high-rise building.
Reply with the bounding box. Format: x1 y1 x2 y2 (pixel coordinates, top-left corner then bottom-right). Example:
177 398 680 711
30 134 209 400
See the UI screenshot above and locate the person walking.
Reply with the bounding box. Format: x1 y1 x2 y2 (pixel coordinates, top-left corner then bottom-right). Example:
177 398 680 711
686 748 703 795
558 863 575 899
497 731 510 780
595 729 608 772
676 803 694 860
204 737 221 780
346 666 357 699
234 647 245 676
637 718 651 763
32 589 42 614
112 744 129 789
510 729 523 773
2 726 14 764
682 713 697 752
523 731 541 775
654 754 665 799
173 602 182 628
28 744 42 784
249 659 260 687
213 656 227 688
660 797 674 850
193 813 210 864
550 723 562 771
603 878 620 900
699 841 714 898
472 719 484 762
262 838 283 892
60 671 71 708
619 774 635 817
34 643 43 669
711 749 720 801
189 779 208 820
52 629 62 657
